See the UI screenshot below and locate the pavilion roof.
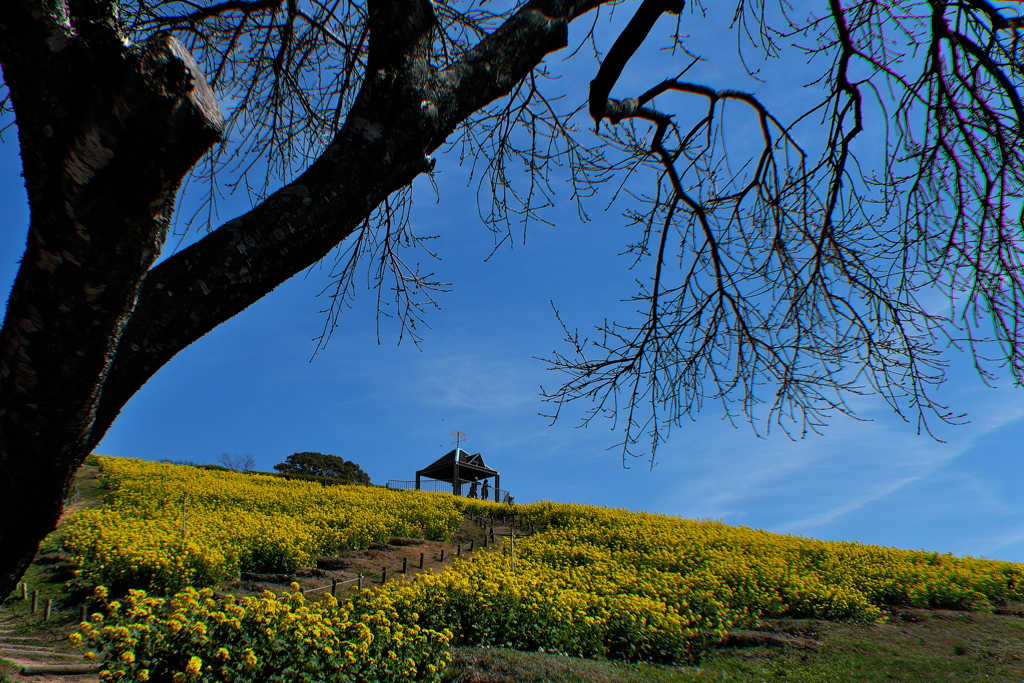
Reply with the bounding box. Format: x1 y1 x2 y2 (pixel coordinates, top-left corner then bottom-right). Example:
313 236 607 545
416 448 498 483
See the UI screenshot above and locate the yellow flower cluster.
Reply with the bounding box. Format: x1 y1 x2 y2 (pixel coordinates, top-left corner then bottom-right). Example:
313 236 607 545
76 585 451 683
62 457 464 591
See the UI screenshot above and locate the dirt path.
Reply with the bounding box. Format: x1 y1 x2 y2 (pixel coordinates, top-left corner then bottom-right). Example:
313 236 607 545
0 618 98 683
226 512 529 599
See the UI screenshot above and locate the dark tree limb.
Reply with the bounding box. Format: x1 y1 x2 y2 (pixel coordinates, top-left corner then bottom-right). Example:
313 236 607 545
587 0 684 127
181 0 284 24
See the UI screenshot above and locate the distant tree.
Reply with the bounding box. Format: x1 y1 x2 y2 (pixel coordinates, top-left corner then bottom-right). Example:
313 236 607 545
158 458 204 467
216 452 256 472
273 452 371 485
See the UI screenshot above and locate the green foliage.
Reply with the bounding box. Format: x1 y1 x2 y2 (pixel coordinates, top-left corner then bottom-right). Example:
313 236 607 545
273 452 370 485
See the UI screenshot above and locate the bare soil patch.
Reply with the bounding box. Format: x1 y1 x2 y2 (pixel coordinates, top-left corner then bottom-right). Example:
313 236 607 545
221 514 518 599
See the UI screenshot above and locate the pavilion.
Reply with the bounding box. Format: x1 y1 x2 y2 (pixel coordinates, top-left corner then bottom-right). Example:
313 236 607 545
415 448 500 497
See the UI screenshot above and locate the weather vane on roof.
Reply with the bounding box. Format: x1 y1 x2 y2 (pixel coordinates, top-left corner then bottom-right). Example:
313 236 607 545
450 430 467 450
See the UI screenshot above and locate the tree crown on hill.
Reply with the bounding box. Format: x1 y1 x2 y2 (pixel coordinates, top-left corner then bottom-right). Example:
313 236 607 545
273 452 371 485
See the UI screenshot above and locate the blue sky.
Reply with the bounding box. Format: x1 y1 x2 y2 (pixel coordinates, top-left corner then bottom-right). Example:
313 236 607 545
3 2 1024 563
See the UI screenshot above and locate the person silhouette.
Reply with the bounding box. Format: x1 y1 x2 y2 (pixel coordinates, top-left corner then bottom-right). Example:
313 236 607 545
481 480 490 501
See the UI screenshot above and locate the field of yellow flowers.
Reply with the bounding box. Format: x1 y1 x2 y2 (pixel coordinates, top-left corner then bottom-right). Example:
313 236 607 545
66 456 1024 681
359 498 1024 664
63 457 465 591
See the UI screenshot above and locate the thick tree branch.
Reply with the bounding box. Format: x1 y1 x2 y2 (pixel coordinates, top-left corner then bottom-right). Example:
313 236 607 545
434 0 613 128
587 0 684 127
168 0 284 24
367 0 437 71
90 0 618 442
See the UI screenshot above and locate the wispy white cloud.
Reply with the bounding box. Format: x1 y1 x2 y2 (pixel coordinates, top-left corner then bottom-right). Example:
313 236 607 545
777 474 926 533
776 393 1024 533
978 527 1024 555
652 370 1024 544
417 352 541 413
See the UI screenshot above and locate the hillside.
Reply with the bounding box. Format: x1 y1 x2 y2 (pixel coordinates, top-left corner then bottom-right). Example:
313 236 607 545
1 457 1023 682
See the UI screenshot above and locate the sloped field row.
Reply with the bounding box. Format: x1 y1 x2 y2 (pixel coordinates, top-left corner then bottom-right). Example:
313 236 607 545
67 457 1024 682
63 457 465 591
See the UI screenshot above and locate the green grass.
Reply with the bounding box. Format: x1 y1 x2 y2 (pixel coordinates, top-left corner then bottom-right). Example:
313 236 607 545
0 464 105 646
444 609 1024 682
763 609 1024 682
444 646 703 682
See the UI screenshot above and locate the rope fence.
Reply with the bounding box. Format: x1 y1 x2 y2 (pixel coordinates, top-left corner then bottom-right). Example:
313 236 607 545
386 480 515 504
5 583 91 624
296 513 543 594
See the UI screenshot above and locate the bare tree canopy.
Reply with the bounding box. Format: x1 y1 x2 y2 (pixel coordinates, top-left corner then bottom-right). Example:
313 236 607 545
217 452 256 472
546 0 1024 461
2 0 1024 599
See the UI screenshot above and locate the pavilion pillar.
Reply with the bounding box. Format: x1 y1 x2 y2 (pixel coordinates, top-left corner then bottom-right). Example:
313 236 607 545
415 473 421 491
453 461 461 496
495 474 500 496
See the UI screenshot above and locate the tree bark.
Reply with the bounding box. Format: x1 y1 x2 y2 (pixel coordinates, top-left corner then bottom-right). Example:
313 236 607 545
0 0 612 600
0 0 225 596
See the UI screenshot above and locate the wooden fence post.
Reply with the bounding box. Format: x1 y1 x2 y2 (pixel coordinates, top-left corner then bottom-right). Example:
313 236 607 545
381 567 388 584
331 579 337 597
44 599 52 621
469 540 474 552
20 583 28 600
357 573 363 591
419 552 424 569
440 548 446 562
401 557 407 574
456 545 461 557
80 604 88 623
31 591 38 615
